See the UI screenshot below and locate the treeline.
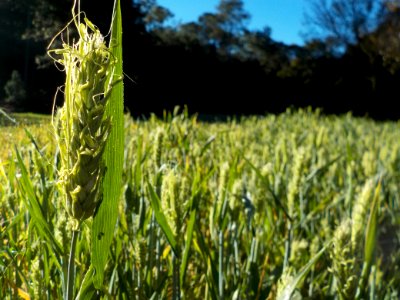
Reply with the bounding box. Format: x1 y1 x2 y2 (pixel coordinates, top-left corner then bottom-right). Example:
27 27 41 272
1 0 400 119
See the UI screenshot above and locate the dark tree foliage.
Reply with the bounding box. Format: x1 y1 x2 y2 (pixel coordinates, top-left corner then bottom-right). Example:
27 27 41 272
368 1 400 72
0 0 66 110
304 0 384 48
0 0 28 99
301 0 400 118
4 70 27 111
1 0 400 119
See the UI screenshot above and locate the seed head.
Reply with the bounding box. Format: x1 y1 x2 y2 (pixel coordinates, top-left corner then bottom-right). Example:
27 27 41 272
50 17 117 226
161 169 179 236
330 219 358 299
153 129 164 171
351 179 374 250
287 147 305 219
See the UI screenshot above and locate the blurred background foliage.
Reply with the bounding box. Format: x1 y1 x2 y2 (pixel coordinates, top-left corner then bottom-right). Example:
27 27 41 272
1 0 400 119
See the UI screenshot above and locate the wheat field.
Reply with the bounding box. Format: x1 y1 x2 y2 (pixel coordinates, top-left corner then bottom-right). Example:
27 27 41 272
0 109 399 299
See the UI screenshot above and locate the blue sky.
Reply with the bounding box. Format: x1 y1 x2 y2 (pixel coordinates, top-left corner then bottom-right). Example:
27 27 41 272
157 0 307 45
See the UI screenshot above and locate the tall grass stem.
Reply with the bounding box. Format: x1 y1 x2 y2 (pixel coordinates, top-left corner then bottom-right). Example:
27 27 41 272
66 230 79 300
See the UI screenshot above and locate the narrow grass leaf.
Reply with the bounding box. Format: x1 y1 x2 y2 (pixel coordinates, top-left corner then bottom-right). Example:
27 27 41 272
147 181 178 255
356 179 381 299
277 246 326 300
242 154 292 221
92 0 124 289
134 135 143 190
199 135 215 157
180 208 196 286
194 227 219 300
305 154 342 182
15 148 63 257
23 128 43 157
75 266 97 300
364 179 381 265
0 108 17 125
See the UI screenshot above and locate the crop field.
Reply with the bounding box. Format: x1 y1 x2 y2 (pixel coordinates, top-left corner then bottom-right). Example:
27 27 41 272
0 109 399 299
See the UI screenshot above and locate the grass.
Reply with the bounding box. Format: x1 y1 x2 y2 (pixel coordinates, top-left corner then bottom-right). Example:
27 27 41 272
0 112 51 127
1 108 399 299
3 2 398 299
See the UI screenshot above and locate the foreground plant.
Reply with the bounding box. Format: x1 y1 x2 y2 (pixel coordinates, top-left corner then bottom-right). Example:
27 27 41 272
48 0 123 298
329 178 381 300
53 13 115 230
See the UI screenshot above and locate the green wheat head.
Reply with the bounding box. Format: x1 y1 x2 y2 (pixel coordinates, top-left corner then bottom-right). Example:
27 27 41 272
330 219 358 300
50 16 118 227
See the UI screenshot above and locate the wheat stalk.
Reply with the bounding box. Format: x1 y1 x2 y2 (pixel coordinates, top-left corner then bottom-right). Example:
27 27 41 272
48 4 120 298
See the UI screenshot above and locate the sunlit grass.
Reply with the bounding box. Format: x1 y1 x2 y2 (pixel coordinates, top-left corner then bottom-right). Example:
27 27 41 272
0 123 53 161
1 109 400 299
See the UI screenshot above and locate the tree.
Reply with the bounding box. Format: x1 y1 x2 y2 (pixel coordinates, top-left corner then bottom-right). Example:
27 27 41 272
241 27 290 73
22 0 70 42
3 70 27 111
304 0 384 49
368 1 400 72
217 0 250 36
174 22 203 47
188 0 250 55
0 0 30 90
143 3 173 30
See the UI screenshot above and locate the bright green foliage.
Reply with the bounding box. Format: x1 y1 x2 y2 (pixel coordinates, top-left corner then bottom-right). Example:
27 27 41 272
91 0 124 289
1 109 400 299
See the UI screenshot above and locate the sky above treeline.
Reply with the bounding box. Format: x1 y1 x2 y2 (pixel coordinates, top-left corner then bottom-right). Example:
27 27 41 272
157 0 306 45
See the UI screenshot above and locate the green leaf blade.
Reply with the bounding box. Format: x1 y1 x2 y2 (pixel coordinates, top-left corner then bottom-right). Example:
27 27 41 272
15 148 63 257
147 181 178 255
277 246 326 300
364 180 381 265
91 0 124 289
180 208 196 286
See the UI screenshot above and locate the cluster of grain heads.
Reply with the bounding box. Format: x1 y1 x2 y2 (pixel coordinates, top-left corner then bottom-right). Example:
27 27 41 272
3 106 400 298
329 178 380 299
